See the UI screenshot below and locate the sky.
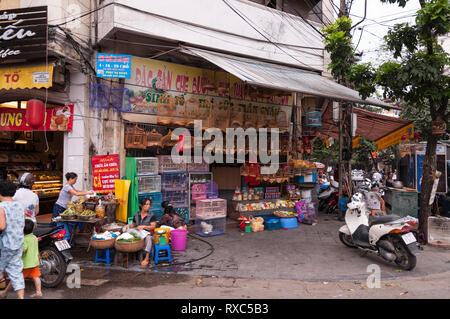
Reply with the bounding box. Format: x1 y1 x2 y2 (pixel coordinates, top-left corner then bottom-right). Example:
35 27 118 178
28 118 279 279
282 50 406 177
332 0 422 66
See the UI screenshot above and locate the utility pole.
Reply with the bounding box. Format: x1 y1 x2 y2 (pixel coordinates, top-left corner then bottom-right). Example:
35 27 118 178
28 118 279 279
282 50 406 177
339 0 348 17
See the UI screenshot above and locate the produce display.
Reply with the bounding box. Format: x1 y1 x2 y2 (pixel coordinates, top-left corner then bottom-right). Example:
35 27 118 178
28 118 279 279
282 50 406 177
274 210 298 218
116 232 141 243
236 199 296 212
60 208 76 216
78 209 95 217
92 231 119 240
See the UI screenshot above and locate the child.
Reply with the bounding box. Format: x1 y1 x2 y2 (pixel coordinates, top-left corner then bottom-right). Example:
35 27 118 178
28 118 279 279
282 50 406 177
0 180 25 299
1 219 42 298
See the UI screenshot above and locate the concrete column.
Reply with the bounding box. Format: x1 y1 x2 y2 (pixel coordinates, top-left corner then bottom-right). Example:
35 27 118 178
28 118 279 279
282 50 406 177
64 71 89 191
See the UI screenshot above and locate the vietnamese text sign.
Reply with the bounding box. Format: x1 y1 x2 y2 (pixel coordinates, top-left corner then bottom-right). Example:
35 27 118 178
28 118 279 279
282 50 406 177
96 53 131 79
92 154 120 194
0 65 54 90
0 104 73 131
0 6 48 62
125 56 292 130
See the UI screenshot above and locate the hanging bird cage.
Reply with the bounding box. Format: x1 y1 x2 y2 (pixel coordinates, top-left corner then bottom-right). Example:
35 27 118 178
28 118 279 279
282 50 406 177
147 128 163 148
125 124 147 149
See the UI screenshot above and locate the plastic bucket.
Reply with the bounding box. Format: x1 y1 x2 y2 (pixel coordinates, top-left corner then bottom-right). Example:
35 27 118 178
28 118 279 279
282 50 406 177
170 229 188 251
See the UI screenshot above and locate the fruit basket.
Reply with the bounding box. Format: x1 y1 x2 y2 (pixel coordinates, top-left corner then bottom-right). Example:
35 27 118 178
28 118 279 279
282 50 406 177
114 238 144 253
90 238 116 249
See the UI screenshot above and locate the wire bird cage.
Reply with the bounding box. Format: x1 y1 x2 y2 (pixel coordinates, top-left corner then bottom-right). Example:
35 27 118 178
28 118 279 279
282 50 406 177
205 181 218 199
191 184 207 200
110 87 131 112
89 83 110 110
428 216 450 247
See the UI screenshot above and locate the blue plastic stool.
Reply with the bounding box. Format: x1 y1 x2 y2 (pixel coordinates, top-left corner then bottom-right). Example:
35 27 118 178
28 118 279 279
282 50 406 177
153 243 171 264
95 248 114 265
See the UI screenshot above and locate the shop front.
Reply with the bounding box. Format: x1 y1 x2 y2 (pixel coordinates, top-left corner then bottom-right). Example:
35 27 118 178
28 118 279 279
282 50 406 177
0 101 74 214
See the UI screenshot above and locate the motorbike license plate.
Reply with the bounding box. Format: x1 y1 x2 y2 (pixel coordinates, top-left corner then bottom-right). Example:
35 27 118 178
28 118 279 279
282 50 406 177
402 232 416 245
55 240 71 251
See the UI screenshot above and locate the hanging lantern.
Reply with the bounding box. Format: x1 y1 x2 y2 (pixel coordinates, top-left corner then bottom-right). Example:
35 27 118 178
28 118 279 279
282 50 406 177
26 99 46 129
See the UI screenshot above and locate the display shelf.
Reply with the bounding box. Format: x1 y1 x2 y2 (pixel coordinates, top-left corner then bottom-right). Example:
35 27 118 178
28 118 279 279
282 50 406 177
228 198 297 218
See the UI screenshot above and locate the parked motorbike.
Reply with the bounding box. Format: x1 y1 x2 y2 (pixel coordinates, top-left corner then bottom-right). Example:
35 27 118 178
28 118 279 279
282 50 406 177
318 180 339 212
338 193 419 270
34 223 73 288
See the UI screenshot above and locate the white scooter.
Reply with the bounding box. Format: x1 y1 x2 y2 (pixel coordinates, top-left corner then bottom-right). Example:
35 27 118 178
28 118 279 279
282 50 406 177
338 193 419 270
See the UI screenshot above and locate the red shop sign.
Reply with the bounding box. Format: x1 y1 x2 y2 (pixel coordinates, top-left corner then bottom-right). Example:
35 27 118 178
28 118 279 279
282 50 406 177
0 104 74 131
92 154 120 194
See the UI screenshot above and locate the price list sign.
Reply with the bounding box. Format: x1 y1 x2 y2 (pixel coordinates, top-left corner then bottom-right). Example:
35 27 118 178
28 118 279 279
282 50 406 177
96 53 131 78
92 154 120 194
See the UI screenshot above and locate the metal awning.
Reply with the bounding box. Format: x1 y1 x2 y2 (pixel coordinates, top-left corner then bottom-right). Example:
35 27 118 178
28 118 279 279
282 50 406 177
181 46 392 108
320 106 414 151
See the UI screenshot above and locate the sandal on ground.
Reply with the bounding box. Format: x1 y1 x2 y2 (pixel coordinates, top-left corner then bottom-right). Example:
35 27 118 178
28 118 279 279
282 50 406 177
140 260 149 268
30 293 43 298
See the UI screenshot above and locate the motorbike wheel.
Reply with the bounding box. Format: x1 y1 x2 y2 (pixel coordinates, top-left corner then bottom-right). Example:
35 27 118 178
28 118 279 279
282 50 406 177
392 237 417 271
39 246 68 288
339 232 357 248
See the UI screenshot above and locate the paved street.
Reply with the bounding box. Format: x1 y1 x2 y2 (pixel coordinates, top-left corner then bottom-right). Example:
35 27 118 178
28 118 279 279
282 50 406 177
4 214 449 300
10 267 450 299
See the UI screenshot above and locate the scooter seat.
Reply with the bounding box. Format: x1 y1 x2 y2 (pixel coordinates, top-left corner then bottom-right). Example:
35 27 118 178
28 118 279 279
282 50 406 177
33 223 62 237
369 214 401 226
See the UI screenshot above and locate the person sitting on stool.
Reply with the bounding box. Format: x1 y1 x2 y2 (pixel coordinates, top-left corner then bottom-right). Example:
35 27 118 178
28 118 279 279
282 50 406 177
122 198 157 268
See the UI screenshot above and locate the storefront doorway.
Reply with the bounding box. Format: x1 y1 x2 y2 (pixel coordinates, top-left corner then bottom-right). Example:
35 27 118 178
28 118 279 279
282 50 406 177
0 101 67 215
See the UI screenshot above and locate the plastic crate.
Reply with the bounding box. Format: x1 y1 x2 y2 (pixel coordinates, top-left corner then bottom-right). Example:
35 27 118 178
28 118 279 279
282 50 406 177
294 173 317 183
195 216 226 237
195 198 227 219
157 155 187 173
192 184 207 200
255 214 281 231
162 189 189 207
205 182 218 199
138 192 162 211
136 157 159 175
137 175 161 194
151 209 164 221
161 172 188 190
174 207 190 223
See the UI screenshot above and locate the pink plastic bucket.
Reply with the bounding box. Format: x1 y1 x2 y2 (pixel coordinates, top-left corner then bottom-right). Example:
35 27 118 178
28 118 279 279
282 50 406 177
170 229 188 251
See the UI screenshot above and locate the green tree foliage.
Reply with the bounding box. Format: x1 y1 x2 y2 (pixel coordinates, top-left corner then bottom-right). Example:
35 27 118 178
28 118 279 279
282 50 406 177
322 16 354 82
352 137 377 168
311 138 339 164
323 0 450 240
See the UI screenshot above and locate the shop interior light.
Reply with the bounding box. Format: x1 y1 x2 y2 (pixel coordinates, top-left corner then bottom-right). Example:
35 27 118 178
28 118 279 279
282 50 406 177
14 139 28 144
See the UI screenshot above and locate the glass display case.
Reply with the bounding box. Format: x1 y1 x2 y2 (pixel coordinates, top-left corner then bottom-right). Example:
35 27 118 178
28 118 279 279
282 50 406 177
7 171 62 199
189 172 213 220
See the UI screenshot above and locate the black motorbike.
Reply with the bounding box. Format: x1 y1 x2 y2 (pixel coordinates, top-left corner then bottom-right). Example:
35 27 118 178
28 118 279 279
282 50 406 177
34 223 73 288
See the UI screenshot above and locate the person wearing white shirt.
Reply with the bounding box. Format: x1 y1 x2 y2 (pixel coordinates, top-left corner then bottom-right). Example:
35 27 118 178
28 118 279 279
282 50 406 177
13 173 39 223
372 170 382 183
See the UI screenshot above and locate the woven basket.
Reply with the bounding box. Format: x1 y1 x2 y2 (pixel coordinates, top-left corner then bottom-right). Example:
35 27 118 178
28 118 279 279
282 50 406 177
114 238 145 253
90 238 115 250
